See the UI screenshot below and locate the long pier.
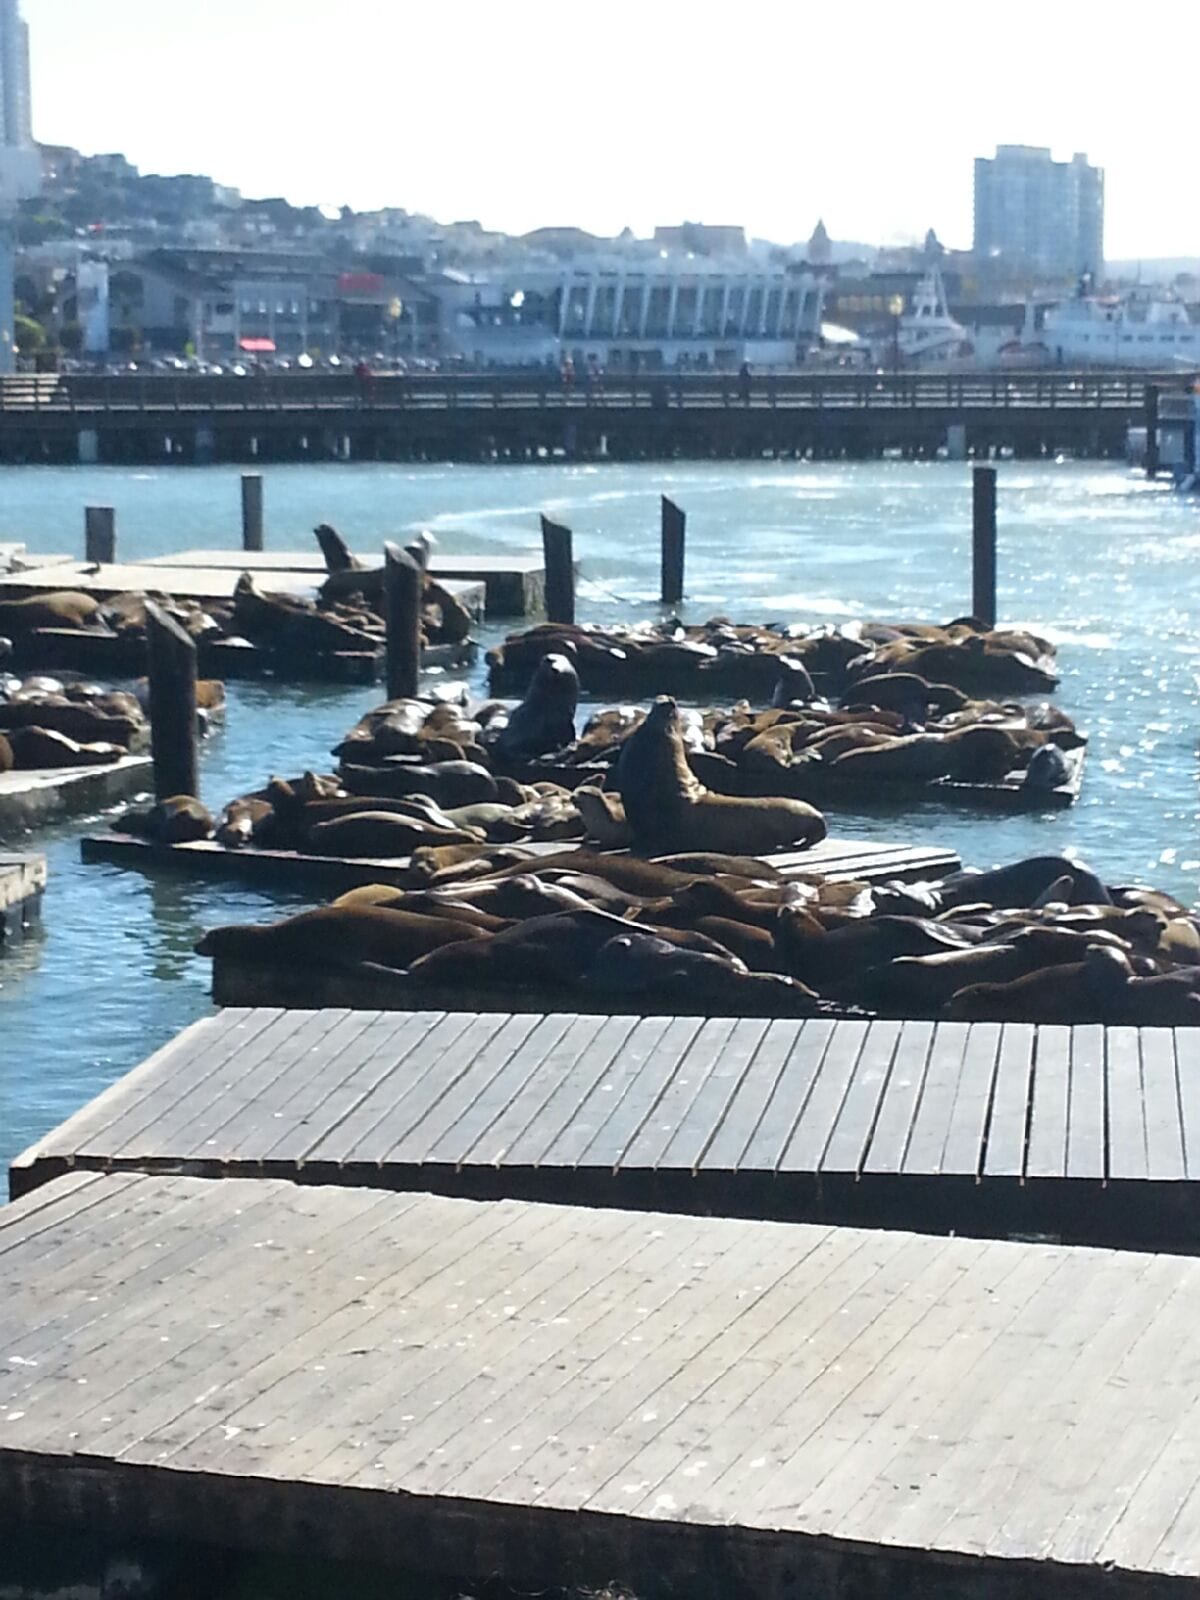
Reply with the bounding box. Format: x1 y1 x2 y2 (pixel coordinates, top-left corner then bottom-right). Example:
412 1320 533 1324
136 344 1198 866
0 370 1166 464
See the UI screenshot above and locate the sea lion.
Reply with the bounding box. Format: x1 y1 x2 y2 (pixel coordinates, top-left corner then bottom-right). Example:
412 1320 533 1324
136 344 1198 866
944 945 1132 1023
0 732 11 774
583 930 818 1013
330 886 511 932
490 652 579 763
0 592 102 634
772 657 816 707
574 785 633 848
5 726 126 769
616 697 826 855
937 856 1112 911
196 904 487 970
307 812 480 858
1022 742 1071 791
116 796 214 844
340 759 499 808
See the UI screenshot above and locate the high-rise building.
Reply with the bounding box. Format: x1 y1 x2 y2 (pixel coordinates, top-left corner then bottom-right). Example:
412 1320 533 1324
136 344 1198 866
0 0 32 148
973 146 1104 280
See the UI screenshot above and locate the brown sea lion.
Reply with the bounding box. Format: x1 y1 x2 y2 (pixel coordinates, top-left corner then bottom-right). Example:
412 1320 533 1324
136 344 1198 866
490 652 579 763
574 785 633 848
5 726 126 769
616 697 826 855
341 759 499 808
330 886 511 932
944 946 1133 1023
196 904 487 969
0 592 102 634
307 812 481 858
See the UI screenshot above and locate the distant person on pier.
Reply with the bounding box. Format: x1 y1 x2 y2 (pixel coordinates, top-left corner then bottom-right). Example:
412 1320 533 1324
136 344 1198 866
354 358 375 404
738 360 752 405
561 355 575 397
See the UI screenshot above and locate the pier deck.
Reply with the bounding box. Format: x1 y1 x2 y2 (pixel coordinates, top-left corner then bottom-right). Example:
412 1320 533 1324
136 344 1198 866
79 833 960 896
0 851 45 938
3 1170 1200 1600
0 757 150 840
14 1008 1199 1251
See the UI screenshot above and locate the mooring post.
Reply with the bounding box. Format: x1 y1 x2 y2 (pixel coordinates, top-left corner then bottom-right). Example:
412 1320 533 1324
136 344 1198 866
241 473 264 551
972 464 997 629
383 541 423 701
1144 384 1160 479
660 495 686 607
84 506 116 566
541 514 575 624
145 600 200 801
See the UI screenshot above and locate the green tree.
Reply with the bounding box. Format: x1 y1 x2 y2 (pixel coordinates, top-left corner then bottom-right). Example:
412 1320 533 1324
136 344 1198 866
14 314 46 356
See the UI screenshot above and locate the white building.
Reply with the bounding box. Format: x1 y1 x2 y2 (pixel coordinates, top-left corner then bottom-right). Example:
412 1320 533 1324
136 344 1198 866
437 253 824 370
0 0 31 148
0 0 35 375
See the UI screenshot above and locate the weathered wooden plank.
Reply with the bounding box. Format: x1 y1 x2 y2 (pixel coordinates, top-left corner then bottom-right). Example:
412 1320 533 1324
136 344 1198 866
0 757 151 840
696 1020 804 1173
820 1019 902 1175
778 1020 868 1172
901 1023 970 1176
1024 1026 1072 1181
981 1023 1035 1178
1140 1028 1186 1182
1066 1024 1107 1180
939 1023 1001 1178
860 1019 934 1175
1105 1026 1147 1181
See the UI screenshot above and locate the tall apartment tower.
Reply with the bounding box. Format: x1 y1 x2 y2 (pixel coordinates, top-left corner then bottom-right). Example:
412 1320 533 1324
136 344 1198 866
0 0 32 147
0 0 34 375
973 146 1104 280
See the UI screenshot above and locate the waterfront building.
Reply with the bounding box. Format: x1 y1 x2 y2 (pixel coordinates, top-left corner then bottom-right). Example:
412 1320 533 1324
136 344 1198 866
0 0 31 149
438 254 824 370
973 145 1104 280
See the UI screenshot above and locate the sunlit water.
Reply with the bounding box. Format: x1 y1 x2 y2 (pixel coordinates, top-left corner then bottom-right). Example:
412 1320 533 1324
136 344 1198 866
1 458 1198 1176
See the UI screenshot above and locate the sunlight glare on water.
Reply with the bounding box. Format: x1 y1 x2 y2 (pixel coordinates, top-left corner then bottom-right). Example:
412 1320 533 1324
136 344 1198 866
1 458 1198 1173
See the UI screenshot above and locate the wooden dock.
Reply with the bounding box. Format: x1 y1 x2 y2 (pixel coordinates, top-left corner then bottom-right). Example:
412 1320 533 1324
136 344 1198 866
143 549 545 615
78 833 961 896
14 1007 1200 1252
0 756 150 840
0 851 45 938
4 1169 1200 1599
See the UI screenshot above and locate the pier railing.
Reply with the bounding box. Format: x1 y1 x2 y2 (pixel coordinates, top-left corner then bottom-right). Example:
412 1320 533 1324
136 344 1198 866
0 369 1178 418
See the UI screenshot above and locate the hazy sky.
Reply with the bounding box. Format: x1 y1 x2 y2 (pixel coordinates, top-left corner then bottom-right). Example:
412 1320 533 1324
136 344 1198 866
23 0 1198 259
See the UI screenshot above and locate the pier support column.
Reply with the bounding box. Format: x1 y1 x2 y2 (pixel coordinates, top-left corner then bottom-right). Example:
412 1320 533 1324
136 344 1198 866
946 423 967 461
194 424 216 466
383 542 423 701
1144 385 1160 478
145 601 200 803
241 473 264 552
972 465 997 630
77 428 99 466
541 515 576 625
661 496 686 607
84 506 116 566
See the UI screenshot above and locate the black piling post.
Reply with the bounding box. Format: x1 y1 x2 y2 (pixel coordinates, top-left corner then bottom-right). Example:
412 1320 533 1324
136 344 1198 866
145 600 199 801
241 473 264 551
661 495 686 607
1145 384 1160 479
84 506 116 565
384 541 423 701
972 465 997 629
541 514 575 624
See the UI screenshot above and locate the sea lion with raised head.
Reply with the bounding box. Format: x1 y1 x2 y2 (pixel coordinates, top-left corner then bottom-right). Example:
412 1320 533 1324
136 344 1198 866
616 697 826 856
490 652 579 762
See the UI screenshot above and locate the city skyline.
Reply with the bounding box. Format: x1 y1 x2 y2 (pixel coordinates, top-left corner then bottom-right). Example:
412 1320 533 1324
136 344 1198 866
17 0 1200 261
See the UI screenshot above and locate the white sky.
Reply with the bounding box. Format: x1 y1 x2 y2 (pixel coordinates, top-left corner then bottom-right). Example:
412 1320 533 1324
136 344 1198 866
23 0 1199 259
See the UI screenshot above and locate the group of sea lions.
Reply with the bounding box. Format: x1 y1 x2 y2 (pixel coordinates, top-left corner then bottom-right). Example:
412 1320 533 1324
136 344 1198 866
0 672 150 772
0 524 473 672
487 616 1059 699
196 848 1200 1026
481 652 1083 800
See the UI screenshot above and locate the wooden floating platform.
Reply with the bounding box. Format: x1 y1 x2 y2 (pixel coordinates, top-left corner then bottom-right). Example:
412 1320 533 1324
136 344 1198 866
508 744 1086 814
79 832 960 895
144 548 546 616
9 625 478 685
0 850 45 939
0 560 321 604
15 1008 1198 1253
0 756 150 841
4 1170 1200 1600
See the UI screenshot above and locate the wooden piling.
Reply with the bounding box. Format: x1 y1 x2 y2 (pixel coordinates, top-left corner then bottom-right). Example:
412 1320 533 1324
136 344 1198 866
540 515 575 624
241 473 264 551
1144 384 1160 479
84 506 115 566
383 542 423 701
972 465 997 629
145 600 199 801
405 533 432 571
660 496 686 607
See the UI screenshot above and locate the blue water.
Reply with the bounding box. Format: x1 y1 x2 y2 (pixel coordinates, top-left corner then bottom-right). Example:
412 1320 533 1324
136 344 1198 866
1 459 1198 1177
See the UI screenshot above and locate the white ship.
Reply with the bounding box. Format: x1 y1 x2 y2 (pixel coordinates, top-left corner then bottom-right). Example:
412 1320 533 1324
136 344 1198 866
1043 285 1200 368
876 267 971 367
